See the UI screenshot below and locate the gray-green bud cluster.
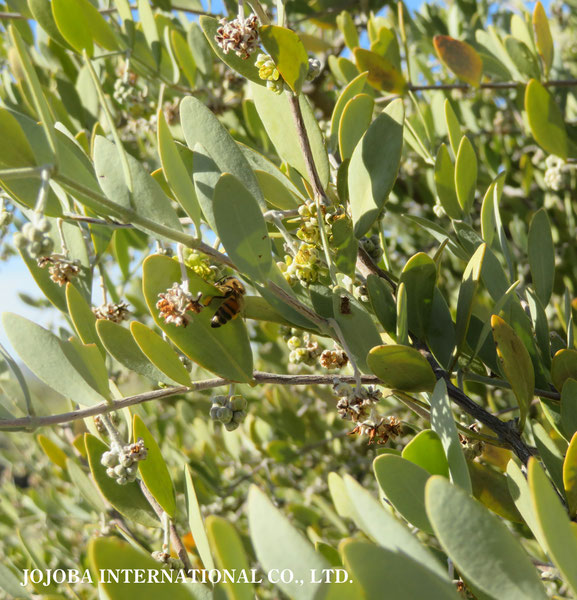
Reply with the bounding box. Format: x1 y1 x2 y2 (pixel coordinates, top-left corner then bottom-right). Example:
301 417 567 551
100 439 148 485
13 218 54 258
359 234 383 262
210 394 248 431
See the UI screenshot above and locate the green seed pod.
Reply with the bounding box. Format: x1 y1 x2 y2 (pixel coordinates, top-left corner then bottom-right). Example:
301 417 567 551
229 395 247 411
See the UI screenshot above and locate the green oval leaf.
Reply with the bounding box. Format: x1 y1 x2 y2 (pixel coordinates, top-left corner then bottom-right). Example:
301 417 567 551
430 379 472 493
157 109 201 234
533 1 554 75
528 209 555 306
0 108 36 167
37 434 67 470
561 378 577 440
338 93 374 161
342 473 451 578
399 252 437 340
89 537 199 599
366 274 396 336
528 457 577 596
434 143 461 220
184 465 215 571
213 173 273 282
402 429 450 477
349 99 404 238
52 0 119 56
444 99 462 157
454 136 477 215
2 313 107 406
85 434 158 527
96 319 176 385
130 322 192 387
455 243 486 356
329 71 368 150
341 540 460 600
260 25 309 94
66 458 108 514
552 349 577 392
171 29 197 88
368 344 436 392
180 96 264 208
525 79 568 159
206 516 254 600
133 413 176 518
248 485 329 600
373 454 433 533
425 476 549 600
142 254 253 382
66 283 104 356
94 135 183 241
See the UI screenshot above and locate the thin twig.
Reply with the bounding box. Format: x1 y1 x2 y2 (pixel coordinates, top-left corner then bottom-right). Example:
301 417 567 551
0 372 380 432
373 79 577 102
139 482 194 573
286 93 338 284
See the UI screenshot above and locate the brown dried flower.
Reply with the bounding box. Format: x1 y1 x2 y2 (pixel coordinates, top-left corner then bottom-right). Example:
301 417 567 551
37 254 81 286
320 349 349 369
215 14 260 60
349 416 402 445
92 301 130 323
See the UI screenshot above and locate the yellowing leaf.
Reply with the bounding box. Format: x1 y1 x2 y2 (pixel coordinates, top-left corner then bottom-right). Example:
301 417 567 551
37 435 67 470
533 1 554 75
563 432 577 518
433 35 483 87
353 48 407 94
491 315 534 431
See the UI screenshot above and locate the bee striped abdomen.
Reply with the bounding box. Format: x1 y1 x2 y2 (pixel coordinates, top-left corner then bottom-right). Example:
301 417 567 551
211 297 241 328
207 276 246 328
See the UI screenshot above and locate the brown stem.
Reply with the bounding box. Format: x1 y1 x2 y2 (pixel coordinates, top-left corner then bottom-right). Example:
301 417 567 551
287 93 328 201
0 372 380 431
139 482 194 573
405 79 577 92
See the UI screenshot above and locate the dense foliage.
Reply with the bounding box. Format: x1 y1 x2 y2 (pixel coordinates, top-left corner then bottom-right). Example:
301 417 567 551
1 0 577 598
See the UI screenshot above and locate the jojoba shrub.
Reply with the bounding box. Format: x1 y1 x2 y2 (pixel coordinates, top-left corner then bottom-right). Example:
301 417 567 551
0 0 577 598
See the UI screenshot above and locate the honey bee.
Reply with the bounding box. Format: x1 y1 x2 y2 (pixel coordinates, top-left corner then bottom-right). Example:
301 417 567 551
204 276 246 328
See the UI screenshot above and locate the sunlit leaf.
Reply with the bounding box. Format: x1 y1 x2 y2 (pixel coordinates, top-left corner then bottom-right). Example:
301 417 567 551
426 476 548 600
368 344 436 392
